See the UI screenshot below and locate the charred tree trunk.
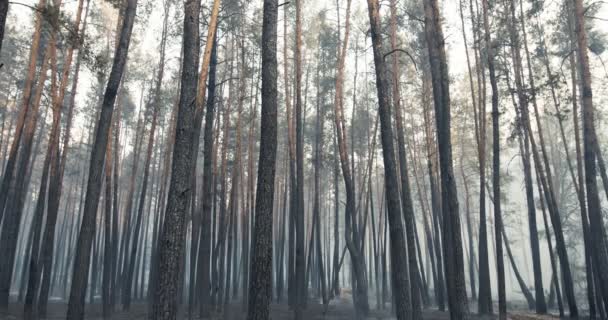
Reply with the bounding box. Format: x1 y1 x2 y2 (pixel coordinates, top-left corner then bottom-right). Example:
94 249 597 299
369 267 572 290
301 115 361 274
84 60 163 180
333 0 369 315
294 0 306 316
367 0 415 318
149 0 199 316
483 0 506 317
197 36 219 318
573 0 608 309
65 0 137 316
246 0 279 317
422 0 469 316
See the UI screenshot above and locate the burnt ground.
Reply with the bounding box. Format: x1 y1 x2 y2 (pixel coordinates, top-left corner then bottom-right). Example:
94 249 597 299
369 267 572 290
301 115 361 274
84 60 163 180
0 295 563 319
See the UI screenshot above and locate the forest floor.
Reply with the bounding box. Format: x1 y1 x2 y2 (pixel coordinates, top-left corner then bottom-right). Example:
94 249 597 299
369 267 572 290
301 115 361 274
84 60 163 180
0 295 564 319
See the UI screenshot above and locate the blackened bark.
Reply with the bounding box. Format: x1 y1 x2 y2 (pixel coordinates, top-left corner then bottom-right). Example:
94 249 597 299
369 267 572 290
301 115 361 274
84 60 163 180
366 0 412 318
102 123 114 318
332 137 340 298
123 5 167 308
476 0 491 311
422 0 469 316
573 0 608 309
197 37 218 317
483 0 505 317
501 225 535 308
149 0 199 315
0 43 50 310
0 0 46 230
566 13 598 311
537 168 564 317
313 55 328 308
506 0 577 313
246 0 278 317
388 0 419 316
0 0 7 54
294 0 305 317
65 1 137 317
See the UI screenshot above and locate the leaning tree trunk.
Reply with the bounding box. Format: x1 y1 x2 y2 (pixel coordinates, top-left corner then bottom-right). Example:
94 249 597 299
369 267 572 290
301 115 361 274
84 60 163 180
65 0 137 317
501 224 535 308
149 0 199 314
122 4 167 308
40 2 90 311
573 0 608 310
506 0 578 315
0 42 50 310
457 0 478 301
422 0 469 316
332 0 369 315
0 0 46 228
565 9 600 310
366 0 415 319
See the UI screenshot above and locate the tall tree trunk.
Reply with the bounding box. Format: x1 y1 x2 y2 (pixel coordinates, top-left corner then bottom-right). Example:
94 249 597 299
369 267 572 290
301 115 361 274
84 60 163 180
123 3 167 308
197 36 219 318
332 135 340 298
388 0 420 316
422 0 469 316
457 0 477 301
283 3 297 307
102 121 114 318
573 0 608 309
505 0 577 314
246 0 279 317
333 0 369 315
65 0 137 316
150 13 200 308
563 5 598 313
420 72 446 311
0 40 50 310
476 0 491 311
294 0 305 317
483 0 506 317
0 0 46 229
313 51 328 308
367 0 414 318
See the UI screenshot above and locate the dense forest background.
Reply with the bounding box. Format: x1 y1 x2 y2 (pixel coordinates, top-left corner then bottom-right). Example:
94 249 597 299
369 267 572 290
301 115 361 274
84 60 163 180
0 0 607 318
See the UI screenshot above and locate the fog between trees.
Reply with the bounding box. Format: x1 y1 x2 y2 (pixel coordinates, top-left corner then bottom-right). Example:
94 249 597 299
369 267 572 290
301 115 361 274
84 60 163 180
0 0 607 318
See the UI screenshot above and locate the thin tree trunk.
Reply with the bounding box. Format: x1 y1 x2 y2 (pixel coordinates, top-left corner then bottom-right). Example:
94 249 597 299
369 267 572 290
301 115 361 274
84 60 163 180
333 0 369 315
0 0 46 231
0 41 50 309
294 0 305 316
501 225 535 308
483 0 506 317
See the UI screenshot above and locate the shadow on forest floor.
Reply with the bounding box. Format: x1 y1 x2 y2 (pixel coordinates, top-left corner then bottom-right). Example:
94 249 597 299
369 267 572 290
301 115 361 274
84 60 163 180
0 295 565 319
